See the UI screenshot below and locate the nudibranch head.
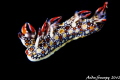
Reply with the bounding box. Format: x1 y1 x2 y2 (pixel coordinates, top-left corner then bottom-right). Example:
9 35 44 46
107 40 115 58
25 45 43 62
25 45 45 62
25 44 54 62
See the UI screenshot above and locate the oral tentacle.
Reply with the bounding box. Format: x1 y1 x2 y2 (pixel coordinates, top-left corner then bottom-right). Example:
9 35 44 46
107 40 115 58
21 22 36 34
18 23 36 47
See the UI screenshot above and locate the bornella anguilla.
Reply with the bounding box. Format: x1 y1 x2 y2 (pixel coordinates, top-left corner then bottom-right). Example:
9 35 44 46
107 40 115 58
18 2 108 62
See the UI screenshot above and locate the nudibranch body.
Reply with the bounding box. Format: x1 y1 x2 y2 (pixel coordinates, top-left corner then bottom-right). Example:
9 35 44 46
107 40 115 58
18 2 108 62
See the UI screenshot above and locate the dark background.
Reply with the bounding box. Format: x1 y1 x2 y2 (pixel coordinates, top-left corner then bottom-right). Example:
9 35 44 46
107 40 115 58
6 0 119 76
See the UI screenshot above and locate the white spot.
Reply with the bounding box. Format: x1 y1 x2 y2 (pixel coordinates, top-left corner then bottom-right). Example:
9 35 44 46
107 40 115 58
73 37 79 40
28 50 31 54
34 55 37 57
75 29 79 33
25 34 29 37
54 35 59 40
50 26 54 37
31 34 35 38
83 19 87 22
50 33 54 38
85 30 89 34
45 50 48 54
62 40 65 43
51 47 54 50
66 20 71 24
90 20 92 23
95 27 99 31
59 22 64 26
68 29 73 34
50 41 53 46
21 39 26 46
36 48 42 53
69 35 72 38
63 33 66 38
58 28 65 34
81 24 87 29
72 22 76 27
37 55 41 57
35 37 40 47
57 41 59 45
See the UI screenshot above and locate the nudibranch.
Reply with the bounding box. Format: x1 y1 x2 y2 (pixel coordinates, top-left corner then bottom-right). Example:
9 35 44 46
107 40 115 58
18 2 108 62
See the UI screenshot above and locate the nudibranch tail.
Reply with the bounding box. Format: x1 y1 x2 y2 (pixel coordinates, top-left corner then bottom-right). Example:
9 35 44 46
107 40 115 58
18 2 108 62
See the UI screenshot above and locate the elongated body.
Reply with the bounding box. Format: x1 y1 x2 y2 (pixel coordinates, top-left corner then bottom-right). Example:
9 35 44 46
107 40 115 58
18 2 108 62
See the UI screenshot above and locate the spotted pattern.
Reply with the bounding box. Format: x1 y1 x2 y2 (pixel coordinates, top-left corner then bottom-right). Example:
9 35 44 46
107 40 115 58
18 2 108 62
31 20 105 60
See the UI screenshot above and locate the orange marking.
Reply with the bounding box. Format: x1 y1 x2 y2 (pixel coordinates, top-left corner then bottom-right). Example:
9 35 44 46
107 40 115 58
48 46 51 49
80 23 82 25
65 30 67 33
87 22 91 25
25 50 28 55
90 29 95 32
59 29 65 34
25 50 31 56
73 27 76 30
27 54 31 56
89 26 94 30
80 29 83 31
33 40 35 44
54 29 57 32
60 29 63 33
41 50 45 54
21 24 27 34
59 35 62 39
25 40 29 42
30 48 34 51
65 26 70 30
25 43 30 46
102 19 106 21
46 38 50 42
54 42 56 45
43 43 46 46
87 27 90 29
78 25 81 28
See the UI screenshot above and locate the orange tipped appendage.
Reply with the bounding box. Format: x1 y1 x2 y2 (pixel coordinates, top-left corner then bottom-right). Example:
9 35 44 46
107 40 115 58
78 10 91 14
21 22 36 34
49 16 62 23
78 10 91 17
41 20 48 32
